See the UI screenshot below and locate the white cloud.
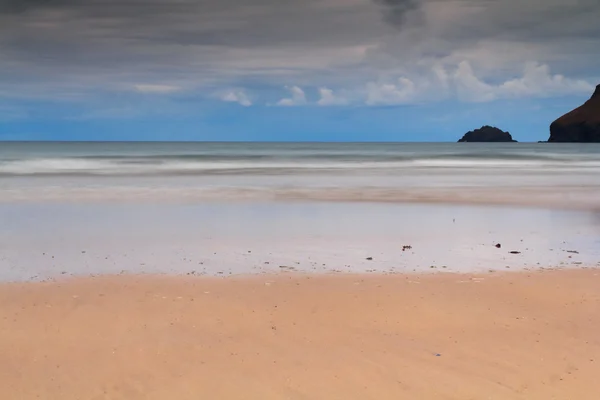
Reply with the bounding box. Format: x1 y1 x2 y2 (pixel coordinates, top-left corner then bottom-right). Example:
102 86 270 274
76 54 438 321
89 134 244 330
219 90 252 106
126 61 594 109
276 86 307 106
133 84 182 94
498 62 594 97
349 60 596 106
365 77 418 105
317 87 348 106
453 61 594 103
432 64 450 90
453 61 497 103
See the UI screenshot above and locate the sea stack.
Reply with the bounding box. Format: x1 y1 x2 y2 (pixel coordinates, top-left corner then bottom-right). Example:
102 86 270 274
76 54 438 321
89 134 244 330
457 126 517 143
549 84 600 142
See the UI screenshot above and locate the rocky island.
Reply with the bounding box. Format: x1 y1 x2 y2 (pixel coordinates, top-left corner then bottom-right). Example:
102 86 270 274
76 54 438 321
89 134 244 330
549 84 600 142
458 126 517 143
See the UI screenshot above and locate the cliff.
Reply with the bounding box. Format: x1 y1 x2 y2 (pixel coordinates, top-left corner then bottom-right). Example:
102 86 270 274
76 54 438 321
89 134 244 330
549 85 600 142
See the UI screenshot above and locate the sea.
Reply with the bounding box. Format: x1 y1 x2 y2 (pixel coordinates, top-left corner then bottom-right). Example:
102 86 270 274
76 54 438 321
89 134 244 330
1 141 600 280
1 141 600 208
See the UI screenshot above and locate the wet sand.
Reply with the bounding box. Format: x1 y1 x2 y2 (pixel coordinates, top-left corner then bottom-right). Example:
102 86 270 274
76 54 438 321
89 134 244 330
2 202 599 281
1 269 600 400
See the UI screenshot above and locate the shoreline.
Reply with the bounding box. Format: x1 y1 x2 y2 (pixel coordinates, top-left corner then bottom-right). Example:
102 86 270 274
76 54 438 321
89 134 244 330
1 187 600 212
2 268 600 399
4 263 600 285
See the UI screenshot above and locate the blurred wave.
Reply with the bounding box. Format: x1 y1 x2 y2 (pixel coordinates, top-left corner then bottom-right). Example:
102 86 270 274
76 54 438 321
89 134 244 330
1 143 600 176
1 142 599 209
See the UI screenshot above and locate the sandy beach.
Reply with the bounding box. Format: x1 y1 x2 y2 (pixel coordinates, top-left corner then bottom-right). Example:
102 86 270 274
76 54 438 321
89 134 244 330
1 269 599 400
1 144 599 399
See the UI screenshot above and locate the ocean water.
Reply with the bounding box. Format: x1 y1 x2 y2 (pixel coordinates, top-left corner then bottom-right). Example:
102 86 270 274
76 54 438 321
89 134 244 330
1 141 600 208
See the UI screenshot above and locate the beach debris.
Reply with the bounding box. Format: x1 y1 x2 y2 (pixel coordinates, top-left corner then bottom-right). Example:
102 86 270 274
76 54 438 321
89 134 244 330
495 243 502 248
366 257 373 261
510 251 521 254
435 353 441 357
566 250 580 254
402 245 412 251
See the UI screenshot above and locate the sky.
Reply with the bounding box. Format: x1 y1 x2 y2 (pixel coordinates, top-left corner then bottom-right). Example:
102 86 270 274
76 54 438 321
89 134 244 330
0 0 599 142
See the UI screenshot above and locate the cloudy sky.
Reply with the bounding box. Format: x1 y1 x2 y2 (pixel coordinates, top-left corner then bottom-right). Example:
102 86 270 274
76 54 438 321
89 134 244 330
1 0 599 141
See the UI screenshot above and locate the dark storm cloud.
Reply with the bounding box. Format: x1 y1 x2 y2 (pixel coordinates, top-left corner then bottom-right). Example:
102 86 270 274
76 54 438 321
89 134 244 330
0 0 393 102
372 0 600 78
374 0 422 28
443 0 600 42
0 0 598 103
0 0 377 45
1 0 597 69
0 0 64 14
0 0 382 66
